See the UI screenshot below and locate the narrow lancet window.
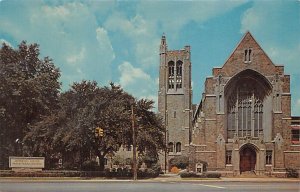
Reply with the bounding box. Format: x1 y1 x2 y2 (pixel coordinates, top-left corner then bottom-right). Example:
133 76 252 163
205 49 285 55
176 60 183 89
244 48 252 63
168 61 175 89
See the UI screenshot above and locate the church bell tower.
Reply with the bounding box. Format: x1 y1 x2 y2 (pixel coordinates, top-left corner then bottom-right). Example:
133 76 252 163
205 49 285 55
158 34 192 169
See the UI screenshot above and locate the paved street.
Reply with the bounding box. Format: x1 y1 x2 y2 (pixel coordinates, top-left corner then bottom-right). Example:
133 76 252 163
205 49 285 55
0 180 299 192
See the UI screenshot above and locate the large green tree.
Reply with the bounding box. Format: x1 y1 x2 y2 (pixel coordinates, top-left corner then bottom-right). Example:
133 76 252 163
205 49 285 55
25 81 164 170
0 42 61 168
133 99 165 166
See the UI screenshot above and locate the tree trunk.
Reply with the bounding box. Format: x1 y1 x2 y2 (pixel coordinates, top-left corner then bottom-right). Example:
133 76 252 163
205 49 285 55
99 154 105 171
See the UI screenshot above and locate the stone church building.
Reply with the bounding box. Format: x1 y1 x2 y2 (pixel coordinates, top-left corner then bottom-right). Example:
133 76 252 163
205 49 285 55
158 31 300 176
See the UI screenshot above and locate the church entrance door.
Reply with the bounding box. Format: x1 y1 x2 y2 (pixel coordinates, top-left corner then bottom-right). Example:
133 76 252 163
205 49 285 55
240 146 256 172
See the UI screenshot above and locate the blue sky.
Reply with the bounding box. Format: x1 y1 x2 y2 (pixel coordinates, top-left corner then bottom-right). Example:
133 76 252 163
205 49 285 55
0 0 299 115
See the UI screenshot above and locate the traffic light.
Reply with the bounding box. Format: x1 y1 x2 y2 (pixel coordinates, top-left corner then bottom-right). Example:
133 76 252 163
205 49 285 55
95 127 99 137
95 127 104 138
98 128 103 137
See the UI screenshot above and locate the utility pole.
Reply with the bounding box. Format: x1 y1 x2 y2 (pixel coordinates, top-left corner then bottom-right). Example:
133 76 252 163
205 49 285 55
132 104 137 180
165 124 167 173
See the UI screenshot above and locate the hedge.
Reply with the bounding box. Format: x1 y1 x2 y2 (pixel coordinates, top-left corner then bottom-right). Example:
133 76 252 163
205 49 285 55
180 172 221 178
0 168 160 178
286 168 299 178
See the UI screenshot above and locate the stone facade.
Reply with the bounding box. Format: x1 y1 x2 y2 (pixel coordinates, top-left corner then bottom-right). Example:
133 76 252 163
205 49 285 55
158 32 300 176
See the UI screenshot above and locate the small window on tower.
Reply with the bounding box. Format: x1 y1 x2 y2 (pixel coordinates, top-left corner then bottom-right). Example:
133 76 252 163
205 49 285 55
168 142 174 153
176 142 181 153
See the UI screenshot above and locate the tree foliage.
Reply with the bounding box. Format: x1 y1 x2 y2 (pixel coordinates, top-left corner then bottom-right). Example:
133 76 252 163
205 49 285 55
0 41 164 171
0 42 61 168
25 81 164 170
135 99 165 162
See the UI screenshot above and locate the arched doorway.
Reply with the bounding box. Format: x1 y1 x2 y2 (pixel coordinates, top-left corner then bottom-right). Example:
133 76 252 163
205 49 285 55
240 145 256 173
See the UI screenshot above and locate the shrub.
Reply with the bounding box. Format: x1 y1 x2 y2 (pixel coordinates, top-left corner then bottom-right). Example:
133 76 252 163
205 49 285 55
169 156 189 169
286 168 299 178
104 168 111 177
81 160 98 171
146 169 159 177
0 171 13 177
64 171 80 177
141 154 158 168
109 168 117 177
179 172 221 178
0 170 82 177
127 169 133 177
180 172 198 178
80 171 105 177
151 163 161 173
170 166 180 173
63 162 77 170
117 168 123 177
137 168 160 178
122 168 132 177
205 172 221 178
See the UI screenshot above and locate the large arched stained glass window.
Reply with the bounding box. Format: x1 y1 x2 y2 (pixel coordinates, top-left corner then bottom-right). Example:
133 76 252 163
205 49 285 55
226 70 272 140
227 81 264 138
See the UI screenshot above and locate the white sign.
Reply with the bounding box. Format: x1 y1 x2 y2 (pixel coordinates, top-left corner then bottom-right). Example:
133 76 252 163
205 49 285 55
9 157 45 168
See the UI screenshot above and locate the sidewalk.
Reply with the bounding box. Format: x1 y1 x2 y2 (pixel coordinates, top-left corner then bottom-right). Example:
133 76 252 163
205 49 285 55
152 174 300 182
0 175 299 183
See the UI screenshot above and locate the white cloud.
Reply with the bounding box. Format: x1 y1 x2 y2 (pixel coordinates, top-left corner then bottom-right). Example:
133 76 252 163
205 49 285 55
118 61 157 106
104 1 244 69
103 1 246 107
96 27 115 61
266 44 300 71
241 6 262 34
0 1 115 90
118 61 151 87
240 1 300 115
137 1 245 34
105 13 159 68
66 47 86 64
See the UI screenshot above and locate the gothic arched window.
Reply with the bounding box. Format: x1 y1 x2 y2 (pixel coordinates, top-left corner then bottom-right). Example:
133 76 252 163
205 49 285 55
168 142 174 152
168 61 175 89
176 60 183 89
254 100 263 137
227 81 264 138
244 48 252 63
176 142 181 153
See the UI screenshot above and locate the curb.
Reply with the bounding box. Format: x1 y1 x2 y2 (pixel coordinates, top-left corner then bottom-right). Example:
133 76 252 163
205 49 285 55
0 177 299 183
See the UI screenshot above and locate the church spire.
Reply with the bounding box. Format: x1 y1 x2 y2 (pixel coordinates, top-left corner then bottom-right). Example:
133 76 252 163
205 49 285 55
160 33 167 53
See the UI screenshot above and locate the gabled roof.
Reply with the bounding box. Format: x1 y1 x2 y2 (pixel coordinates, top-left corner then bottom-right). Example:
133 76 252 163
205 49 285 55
222 31 275 68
